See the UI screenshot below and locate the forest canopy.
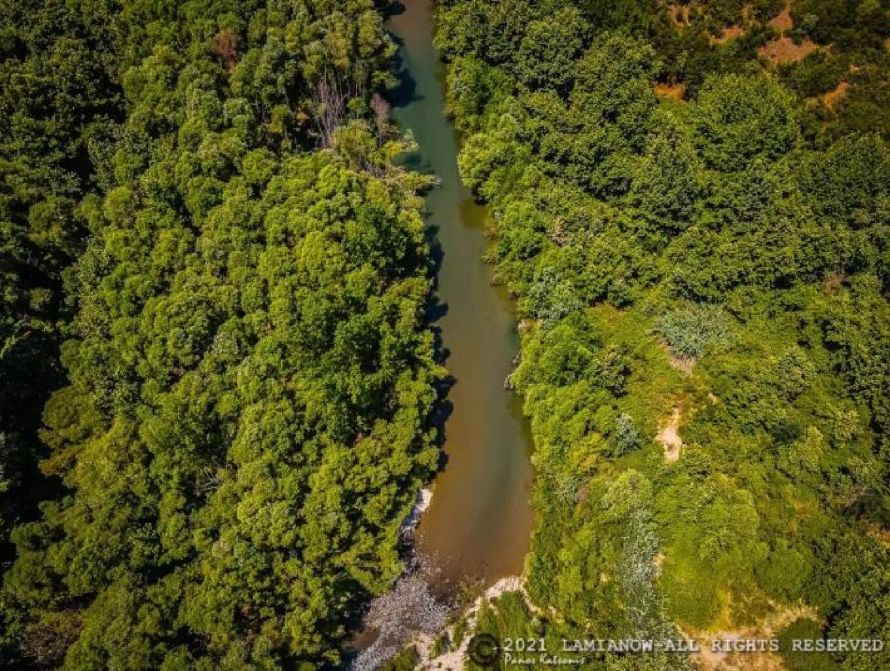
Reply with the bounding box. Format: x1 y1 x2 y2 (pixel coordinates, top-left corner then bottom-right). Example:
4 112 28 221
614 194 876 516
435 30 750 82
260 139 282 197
1 1 442 668
437 0 890 669
1 0 889 669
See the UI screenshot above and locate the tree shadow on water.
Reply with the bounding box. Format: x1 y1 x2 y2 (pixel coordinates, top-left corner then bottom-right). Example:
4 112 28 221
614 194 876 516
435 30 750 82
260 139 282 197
385 0 453 494
387 35 422 110
387 41 434 177
425 305 453 470
422 217 453 470
382 0 406 19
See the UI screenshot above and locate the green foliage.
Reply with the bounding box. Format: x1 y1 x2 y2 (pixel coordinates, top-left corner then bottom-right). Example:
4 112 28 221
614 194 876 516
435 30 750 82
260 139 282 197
656 305 733 359
445 56 511 132
439 1 890 668
609 413 641 456
630 111 705 229
3 0 890 668
528 268 583 325
778 618 840 671
793 0 890 47
0 7 124 654
779 51 848 98
1 0 441 668
692 74 800 171
379 645 420 671
515 7 587 92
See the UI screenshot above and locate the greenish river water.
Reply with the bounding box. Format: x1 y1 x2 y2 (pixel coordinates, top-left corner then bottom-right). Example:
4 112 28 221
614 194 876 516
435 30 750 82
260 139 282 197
388 0 534 592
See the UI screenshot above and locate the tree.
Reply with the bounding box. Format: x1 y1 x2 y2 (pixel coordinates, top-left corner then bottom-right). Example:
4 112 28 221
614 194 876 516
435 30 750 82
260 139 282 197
692 74 800 171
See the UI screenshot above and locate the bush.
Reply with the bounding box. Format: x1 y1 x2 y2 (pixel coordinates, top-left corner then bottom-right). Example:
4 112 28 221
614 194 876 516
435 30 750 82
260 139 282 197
693 74 799 172
777 618 838 671
528 267 584 325
657 305 732 359
610 413 641 455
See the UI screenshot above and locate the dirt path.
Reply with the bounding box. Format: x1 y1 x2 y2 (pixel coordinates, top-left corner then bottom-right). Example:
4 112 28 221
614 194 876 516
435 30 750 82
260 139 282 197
658 407 684 462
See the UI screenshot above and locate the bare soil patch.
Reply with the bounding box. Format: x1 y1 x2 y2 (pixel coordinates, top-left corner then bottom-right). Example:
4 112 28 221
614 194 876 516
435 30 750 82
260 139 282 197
658 407 684 462
686 604 820 671
759 36 818 66
658 339 695 373
769 6 794 33
669 354 695 374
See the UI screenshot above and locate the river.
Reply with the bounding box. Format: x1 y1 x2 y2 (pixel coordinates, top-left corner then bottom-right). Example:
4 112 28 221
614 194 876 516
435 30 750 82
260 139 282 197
388 0 534 593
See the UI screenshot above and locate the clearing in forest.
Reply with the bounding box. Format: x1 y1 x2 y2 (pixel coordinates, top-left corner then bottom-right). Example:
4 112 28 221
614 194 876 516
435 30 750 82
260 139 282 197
769 5 794 32
759 36 818 66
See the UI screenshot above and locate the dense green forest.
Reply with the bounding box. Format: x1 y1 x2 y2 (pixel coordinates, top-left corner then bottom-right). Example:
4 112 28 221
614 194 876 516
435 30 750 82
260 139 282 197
3 0 890 669
0 0 123 571
1 0 442 668
435 0 890 669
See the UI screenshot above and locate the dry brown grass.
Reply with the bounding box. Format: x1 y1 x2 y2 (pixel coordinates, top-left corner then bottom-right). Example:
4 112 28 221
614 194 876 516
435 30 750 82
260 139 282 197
869 524 890 549
770 5 794 32
822 80 851 112
655 81 688 101
823 271 846 294
668 3 693 27
211 29 239 70
710 24 745 45
759 36 818 66
686 604 821 671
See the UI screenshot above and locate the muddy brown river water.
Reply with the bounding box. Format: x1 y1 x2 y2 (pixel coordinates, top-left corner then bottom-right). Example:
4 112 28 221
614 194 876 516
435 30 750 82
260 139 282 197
388 0 535 592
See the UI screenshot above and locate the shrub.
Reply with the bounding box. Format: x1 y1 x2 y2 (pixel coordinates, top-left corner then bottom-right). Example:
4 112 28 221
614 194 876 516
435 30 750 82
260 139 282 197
610 413 641 455
657 305 732 359
528 267 584 325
